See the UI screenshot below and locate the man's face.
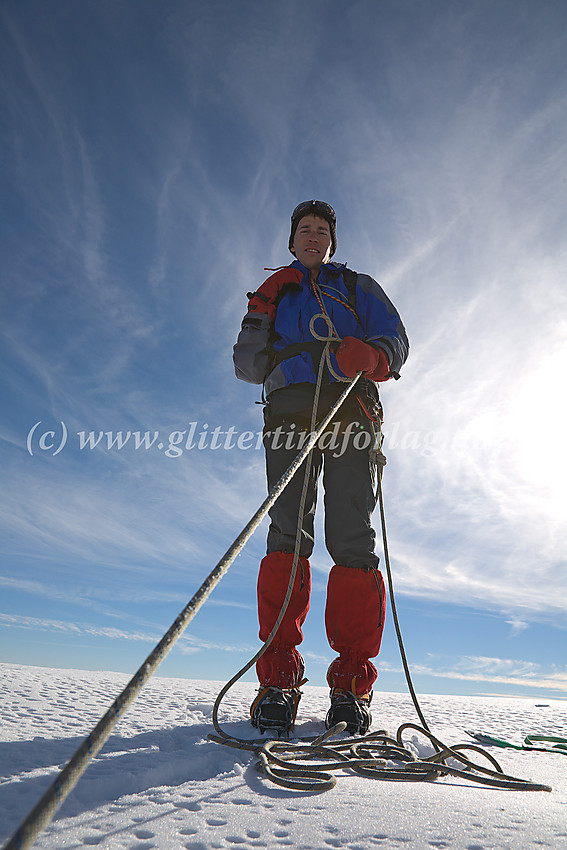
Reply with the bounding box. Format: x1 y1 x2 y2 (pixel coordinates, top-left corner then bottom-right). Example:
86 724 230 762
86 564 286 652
292 214 333 272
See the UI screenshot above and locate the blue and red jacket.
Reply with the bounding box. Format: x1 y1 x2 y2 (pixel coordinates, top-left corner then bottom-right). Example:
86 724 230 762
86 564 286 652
233 260 408 396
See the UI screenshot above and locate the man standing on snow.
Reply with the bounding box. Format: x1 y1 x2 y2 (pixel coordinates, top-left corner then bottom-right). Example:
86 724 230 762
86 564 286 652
233 200 408 735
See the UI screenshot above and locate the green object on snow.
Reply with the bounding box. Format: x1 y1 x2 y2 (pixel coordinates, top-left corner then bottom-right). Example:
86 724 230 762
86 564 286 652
465 730 567 754
523 735 567 753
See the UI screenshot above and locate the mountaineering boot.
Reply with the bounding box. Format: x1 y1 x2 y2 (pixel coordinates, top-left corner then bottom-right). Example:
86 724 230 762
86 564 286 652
250 686 302 737
325 688 373 735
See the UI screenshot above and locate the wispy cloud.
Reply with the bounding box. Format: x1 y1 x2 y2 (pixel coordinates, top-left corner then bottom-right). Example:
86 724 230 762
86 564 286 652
412 655 567 694
177 636 257 655
0 613 158 643
506 617 529 638
1 0 566 688
0 612 255 656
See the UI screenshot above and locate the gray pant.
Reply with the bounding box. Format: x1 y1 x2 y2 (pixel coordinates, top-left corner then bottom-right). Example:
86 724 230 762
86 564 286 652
264 410 380 570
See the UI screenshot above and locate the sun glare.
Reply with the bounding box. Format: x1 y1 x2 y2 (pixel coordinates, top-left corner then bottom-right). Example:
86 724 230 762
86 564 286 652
508 344 567 519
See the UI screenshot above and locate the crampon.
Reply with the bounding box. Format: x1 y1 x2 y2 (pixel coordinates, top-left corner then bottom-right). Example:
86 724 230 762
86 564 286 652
325 688 372 735
250 686 302 738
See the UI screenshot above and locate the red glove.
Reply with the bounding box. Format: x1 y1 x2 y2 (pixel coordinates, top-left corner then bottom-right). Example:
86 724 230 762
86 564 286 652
335 337 390 381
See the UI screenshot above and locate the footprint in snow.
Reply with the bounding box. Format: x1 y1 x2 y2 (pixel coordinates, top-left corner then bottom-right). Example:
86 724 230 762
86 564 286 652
174 800 202 811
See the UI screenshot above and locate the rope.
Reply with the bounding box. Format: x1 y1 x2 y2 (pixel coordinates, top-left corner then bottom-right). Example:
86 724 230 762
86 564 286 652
210 279 552 795
374 442 432 734
209 441 553 793
208 722 551 793
4 371 362 850
311 283 431 733
309 278 349 382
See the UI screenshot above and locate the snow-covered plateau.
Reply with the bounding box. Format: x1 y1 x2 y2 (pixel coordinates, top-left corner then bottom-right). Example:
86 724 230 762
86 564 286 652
1 663 566 849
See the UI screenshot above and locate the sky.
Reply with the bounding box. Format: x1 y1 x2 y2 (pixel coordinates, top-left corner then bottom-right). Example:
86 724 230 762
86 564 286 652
1 0 567 702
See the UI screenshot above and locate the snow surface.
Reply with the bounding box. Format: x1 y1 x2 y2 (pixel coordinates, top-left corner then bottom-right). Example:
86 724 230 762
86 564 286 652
1 663 566 849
